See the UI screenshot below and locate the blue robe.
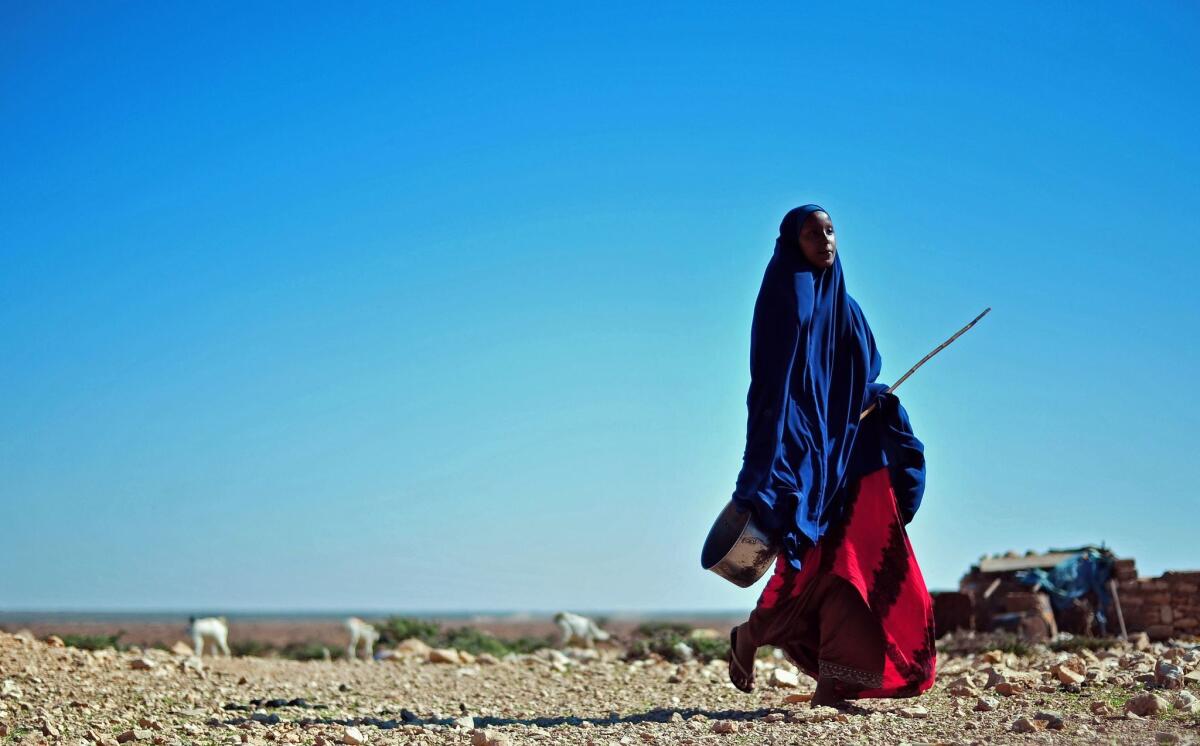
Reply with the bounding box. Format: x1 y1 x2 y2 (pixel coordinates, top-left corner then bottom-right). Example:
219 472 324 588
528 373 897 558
732 205 926 568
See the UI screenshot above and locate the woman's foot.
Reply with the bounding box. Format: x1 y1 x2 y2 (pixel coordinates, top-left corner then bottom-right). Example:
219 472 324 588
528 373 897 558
811 677 846 707
728 623 757 693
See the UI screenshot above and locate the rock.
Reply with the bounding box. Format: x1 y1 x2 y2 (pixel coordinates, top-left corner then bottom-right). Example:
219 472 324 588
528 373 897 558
994 682 1023 696
711 720 738 734
767 668 800 688
1186 669 1200 685
453 716 475 729
1130 632 1151 651
1125 692 1169 717
0 724 7 738
130 657 155 670
458 651 476 665
671 641 694 661
761 712 785 723
428 648 462 664
783 693 812 703
342 726 366 745
1154 658 1184 690
396 638 433 656
974 697 999 712
471 731 507 746
116 730 139 743
1145 624 1173 641
1012 717 1046 733
789 706 839 723
170 641 194 656
1174 690 1200 714
1051 663 1086 685
45 635 65 648
39 720 60 737
476 653 499 665
1033 710 1064 730
1090 701 1114 716
1 680 23 699
981 650 1004 664
898 705 929 719
1156 733 1181 745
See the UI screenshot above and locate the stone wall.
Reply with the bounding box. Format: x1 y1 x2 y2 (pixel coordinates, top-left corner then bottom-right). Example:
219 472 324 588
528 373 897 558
1114 565 1200 640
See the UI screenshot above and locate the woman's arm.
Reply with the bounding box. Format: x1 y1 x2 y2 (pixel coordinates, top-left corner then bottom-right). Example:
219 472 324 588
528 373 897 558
732 267 801 529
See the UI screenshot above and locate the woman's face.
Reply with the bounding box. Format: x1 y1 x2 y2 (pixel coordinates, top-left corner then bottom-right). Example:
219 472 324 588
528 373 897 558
798 211 836 269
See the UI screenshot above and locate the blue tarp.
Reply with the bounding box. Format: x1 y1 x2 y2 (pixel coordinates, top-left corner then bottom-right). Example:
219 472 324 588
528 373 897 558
1015 548 1114 632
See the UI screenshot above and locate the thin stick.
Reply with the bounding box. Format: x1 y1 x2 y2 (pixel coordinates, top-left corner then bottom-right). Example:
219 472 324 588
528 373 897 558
1109 578 1128 640
860 307 991 421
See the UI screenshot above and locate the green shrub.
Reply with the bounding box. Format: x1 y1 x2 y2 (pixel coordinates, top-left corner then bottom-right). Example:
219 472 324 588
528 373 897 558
690 635 731 662
505 635 553 655
280 641 341 661
634 621 694 638
1049 636 1119 654
439 627 510 657
379 617 441 645
229 639 276 657
57 633 124 651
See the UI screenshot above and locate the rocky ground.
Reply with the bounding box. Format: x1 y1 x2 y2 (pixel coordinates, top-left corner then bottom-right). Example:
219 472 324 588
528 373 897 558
2 630 1198 745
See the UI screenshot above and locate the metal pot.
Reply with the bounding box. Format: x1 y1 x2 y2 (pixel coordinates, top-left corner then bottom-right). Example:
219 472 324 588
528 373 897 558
701 500 781 588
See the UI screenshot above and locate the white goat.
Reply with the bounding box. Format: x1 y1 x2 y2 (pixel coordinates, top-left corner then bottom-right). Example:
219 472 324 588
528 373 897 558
345 617 379 661
554 612 611 648
188 616 230 657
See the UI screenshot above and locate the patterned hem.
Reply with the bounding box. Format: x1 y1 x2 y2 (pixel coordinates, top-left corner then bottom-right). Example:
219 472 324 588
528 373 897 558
818 659 884 689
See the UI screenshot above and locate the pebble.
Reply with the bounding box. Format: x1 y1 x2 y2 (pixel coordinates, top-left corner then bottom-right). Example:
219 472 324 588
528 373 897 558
1033 710 1064 730
453 716 475 729
767 668 800 688
1154 659 1184 689
130 658 155 670
428 649 462 665
974 696 998 712
711 720 738 734
899 705 929 719
341 726 366 745
1012 716 1046 733
1125 692 1169 717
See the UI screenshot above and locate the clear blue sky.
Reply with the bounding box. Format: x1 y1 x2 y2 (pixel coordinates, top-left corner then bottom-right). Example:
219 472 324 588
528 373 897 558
2 2 1198 613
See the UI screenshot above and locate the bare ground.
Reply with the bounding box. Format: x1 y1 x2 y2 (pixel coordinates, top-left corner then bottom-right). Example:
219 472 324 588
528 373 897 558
1 630 1197 746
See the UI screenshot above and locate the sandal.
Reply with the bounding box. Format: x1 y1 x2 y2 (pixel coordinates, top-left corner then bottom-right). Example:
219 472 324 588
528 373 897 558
728 626 755 693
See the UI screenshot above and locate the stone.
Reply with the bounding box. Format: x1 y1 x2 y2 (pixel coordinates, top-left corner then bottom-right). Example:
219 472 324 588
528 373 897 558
711 720 738 734
1154 658 1184 690
116 731 139 743
428 648 462 664
1156 733 1181 745
783 693 812 703
476 653 499 665
342 726 366 745
995 682 1024 696
45 635 65 648
39 720 60 737
1174 690 1200 715
898 705 928 719
130 657 155 670
171 641 194 656
974 697 999 712
453 716 475 729
0 724 7 738
761 712 785 722
1051 663 1086 685
1131 632 1151 651
396 638 433 656
1033 710 1064 730
1090 701 1114 716
458 651 476 665
0 680 19 699
1125 692 1169 717
1012 717 1046 733
1145 624 1173 641
768 668 800 688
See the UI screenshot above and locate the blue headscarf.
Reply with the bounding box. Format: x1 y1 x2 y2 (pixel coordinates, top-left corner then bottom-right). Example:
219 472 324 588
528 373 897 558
732 205 923 568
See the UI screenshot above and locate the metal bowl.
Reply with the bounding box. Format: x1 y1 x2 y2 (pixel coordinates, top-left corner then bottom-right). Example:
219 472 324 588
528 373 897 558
701 500 781 588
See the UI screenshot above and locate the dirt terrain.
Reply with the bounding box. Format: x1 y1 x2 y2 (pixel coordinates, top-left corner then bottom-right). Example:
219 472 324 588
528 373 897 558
1 630 1197 745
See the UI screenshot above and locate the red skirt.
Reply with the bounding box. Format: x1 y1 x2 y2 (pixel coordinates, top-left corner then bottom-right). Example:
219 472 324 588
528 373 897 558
746 467 936 698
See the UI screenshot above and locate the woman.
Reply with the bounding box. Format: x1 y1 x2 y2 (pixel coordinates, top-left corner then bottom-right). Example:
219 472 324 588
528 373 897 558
726 205 935 705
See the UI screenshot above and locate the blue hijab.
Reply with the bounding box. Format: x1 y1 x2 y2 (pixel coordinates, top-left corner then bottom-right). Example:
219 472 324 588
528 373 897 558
733 205 924 568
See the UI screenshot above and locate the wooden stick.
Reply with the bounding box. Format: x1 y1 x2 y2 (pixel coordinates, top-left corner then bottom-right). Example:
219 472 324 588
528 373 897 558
860 307 991 421
1109 578 1128 640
